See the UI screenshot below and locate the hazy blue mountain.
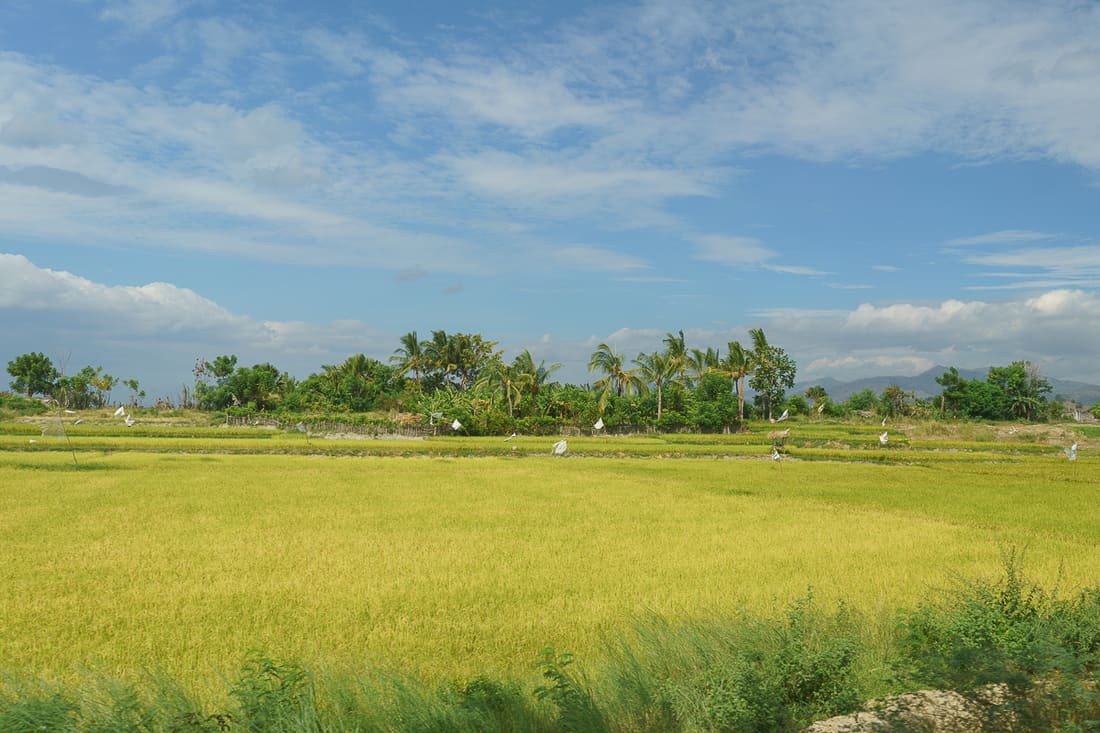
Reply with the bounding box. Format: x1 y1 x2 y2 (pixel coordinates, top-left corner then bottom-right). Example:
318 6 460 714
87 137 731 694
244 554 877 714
795 366 1100 405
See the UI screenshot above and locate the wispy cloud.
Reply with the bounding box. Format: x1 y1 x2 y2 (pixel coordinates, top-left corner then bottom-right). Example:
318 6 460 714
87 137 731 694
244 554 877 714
764 264 830 276
691 235 775 266
100 0 186 32
947 229 1059 246
547 245 649 272
8 0 1100 282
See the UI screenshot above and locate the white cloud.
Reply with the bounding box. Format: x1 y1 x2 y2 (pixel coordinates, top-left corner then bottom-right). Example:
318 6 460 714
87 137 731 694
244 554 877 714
100 0 185 32
0 254 388 396
443 151 713 206
961 244 1100 277
0 110 82 148
758 289 1100 381
806 354 936 376
692 235 775 266
948 229 1058 246
548 245 648 272
764 264 830 276
0 253 251 337
8 1 1100 285
303 29 376 75
380 61 628 139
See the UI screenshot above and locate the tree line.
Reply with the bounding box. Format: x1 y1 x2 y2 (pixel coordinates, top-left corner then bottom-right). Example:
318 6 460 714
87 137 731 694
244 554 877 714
4 330 1083 432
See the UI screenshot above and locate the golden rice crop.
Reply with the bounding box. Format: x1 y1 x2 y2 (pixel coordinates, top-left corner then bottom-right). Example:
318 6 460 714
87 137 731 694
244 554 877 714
1 441 1095 692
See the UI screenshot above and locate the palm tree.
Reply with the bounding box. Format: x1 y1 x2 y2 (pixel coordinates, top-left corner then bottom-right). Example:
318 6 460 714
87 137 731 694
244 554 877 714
473 360 522 417
512 350 561 414
588 343 646 411
686 347 720 384
749 327 773 419
663 330 689 386
634 350 675 421
422 330 456 386
391 331 426 386
722 341 754 424
749 327 769 356
339 353 371 380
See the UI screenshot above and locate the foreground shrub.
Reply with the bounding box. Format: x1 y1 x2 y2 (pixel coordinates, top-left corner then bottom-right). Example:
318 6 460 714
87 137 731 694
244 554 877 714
896 548 1100 730
590 594 864 733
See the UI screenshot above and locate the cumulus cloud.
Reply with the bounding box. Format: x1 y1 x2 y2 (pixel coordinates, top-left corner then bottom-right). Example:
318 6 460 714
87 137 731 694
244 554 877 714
533 290 1100 385
0 254 387 396
758 289 1100 381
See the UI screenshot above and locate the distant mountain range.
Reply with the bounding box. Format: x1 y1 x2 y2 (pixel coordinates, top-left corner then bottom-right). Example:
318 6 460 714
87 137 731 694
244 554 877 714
793 366 1100 406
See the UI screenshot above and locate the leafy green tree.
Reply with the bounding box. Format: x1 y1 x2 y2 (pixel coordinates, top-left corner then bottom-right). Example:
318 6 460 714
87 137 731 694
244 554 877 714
538 383 596 424
208 355 238 383
786 394 809 415
936 362 1051 421
879 384 911 418
55 366 97 409
88 367 118 407
747 329 797 421
292 355 395 412
987 361 1050 421
935 367 967 415
123 379 145 408
844 388 878 414
960 379 1005 420
691 372 736 432
6 352 58 398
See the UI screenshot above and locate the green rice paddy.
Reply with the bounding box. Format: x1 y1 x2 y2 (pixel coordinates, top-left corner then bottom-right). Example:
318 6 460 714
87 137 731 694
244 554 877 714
0 419 1095 694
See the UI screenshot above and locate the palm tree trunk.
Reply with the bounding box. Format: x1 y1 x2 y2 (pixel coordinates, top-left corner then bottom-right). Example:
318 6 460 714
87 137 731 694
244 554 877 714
737 377 746 422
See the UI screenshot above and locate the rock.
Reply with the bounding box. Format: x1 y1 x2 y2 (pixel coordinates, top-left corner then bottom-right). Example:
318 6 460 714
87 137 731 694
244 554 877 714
804 685 1014 733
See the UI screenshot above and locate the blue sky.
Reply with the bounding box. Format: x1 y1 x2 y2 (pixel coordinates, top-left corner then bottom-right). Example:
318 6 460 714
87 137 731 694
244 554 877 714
2 0 1100 402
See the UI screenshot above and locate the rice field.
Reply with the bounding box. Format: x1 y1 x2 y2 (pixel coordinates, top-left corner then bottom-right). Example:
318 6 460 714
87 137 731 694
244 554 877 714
0 419 1095 695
